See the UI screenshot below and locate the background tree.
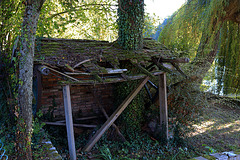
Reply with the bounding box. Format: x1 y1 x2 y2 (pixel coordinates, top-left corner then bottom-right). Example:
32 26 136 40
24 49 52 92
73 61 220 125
117 0 144 50
0 0 118 158
159 0 240 95
37 0 118 41
114 0 148 137
17 0 45 159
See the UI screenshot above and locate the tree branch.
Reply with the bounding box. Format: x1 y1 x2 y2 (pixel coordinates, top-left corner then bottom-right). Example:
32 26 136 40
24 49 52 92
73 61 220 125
49 4 117 19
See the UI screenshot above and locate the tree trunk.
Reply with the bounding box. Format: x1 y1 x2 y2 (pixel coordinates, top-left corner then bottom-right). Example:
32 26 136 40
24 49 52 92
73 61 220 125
17 1 45 159
117 0 144 50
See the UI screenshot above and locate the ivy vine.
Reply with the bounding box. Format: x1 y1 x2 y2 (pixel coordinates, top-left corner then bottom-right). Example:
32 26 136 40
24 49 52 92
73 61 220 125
117 0 144 50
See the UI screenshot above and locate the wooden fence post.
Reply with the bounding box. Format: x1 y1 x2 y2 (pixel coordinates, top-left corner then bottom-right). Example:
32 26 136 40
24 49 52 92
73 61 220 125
63 85 76 160
159 73 168 141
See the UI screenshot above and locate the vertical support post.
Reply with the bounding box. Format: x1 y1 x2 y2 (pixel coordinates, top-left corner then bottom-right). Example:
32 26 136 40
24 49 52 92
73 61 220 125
63 85 76 160
159 72 168 141
36 69 42 113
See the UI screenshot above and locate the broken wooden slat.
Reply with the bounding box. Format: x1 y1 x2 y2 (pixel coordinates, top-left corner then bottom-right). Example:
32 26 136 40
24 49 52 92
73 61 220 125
105 68 127 74
144 84 152 100
75 116 100 121
63 85 76 160
83 76 150 152
55 116 100 123
54 120 66 123
73 59 92 69
152 71 165 76
136 64 155 78
152 58 172 73
64 72 91 75
162 63 175 70
171 62 188 78
99 105 126 142
65 64 75 72
46 66 79 82
147 80 158 90
44 122 97 128
65 68 127 75
160 58 190 63
158 73 168 141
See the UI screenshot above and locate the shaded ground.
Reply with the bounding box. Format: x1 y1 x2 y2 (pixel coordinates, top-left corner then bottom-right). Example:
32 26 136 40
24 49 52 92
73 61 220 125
187 98 240 154
44 95 240 159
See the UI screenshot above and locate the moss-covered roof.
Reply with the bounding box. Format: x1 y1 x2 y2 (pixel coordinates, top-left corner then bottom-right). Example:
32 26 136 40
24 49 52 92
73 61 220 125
35 37 172 67
34 37 185 84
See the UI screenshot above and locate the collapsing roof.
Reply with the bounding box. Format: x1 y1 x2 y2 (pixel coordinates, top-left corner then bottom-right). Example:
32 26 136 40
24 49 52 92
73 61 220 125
33 37 190 155
34 37 189 84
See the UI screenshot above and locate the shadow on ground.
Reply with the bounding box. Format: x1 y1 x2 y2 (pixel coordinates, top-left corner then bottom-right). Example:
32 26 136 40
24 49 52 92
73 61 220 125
187 100 240 154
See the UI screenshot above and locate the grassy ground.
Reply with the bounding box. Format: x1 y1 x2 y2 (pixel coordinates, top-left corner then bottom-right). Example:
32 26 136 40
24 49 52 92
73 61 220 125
187 97 240 155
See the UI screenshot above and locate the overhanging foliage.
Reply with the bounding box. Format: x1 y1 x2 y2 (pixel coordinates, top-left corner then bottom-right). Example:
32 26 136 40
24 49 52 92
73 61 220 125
159 0 240 95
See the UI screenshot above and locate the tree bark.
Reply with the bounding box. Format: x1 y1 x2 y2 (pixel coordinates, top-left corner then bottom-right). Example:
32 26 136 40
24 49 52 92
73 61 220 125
117 0 144 50
17 1 45 159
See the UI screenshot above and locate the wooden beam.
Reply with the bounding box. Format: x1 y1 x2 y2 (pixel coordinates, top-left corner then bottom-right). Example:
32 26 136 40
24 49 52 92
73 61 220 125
144 84 152 100
36 69 42 113
99 105 126 142
160 58 190 63
83 76 150 152
63 85 76 160
159 73 168 141
75 116 100 121
46 66 79 82
73 59 92 69
59 72 164 86
171 62 188 78
44 122 97 128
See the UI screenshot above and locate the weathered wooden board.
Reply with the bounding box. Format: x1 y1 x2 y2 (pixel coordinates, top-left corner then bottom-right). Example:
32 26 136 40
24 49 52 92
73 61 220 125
83 76 150 152
159 73 168 140
63 85 76 160
44 122 97 128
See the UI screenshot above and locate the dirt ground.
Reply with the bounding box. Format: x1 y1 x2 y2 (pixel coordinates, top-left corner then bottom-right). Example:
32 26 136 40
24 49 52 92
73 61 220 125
187 98 240 154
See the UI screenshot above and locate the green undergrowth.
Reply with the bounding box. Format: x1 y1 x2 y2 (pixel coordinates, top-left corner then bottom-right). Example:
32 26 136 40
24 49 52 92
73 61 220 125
0 109 58 159
87 132 197 160
46 125 198 160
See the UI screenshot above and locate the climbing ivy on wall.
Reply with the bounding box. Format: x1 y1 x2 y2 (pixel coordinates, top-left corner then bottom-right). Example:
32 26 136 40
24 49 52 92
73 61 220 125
117 0 144 50
112 61 148 139
114 80 145 136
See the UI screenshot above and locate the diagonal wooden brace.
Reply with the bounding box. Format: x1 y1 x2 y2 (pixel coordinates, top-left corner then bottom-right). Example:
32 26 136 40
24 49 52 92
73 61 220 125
83 76 150 152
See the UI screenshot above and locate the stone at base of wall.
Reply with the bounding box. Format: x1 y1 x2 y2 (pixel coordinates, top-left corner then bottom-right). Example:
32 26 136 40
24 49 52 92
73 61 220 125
41 139 62 160
193 151 240 160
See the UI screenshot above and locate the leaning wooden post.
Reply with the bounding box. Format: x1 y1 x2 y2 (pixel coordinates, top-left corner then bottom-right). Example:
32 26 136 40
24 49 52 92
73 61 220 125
83 76 150 152
159 72 168 141
63 85 76 160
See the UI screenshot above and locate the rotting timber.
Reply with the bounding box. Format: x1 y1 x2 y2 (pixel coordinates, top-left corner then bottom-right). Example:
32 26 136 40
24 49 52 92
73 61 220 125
35 37 189 83
34 37 189 158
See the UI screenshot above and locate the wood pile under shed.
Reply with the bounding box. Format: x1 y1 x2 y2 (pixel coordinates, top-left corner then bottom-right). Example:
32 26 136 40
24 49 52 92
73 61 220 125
34 37 189 159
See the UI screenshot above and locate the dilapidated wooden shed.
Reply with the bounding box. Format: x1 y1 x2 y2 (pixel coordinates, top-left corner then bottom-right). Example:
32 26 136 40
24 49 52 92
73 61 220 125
33 37 189 159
